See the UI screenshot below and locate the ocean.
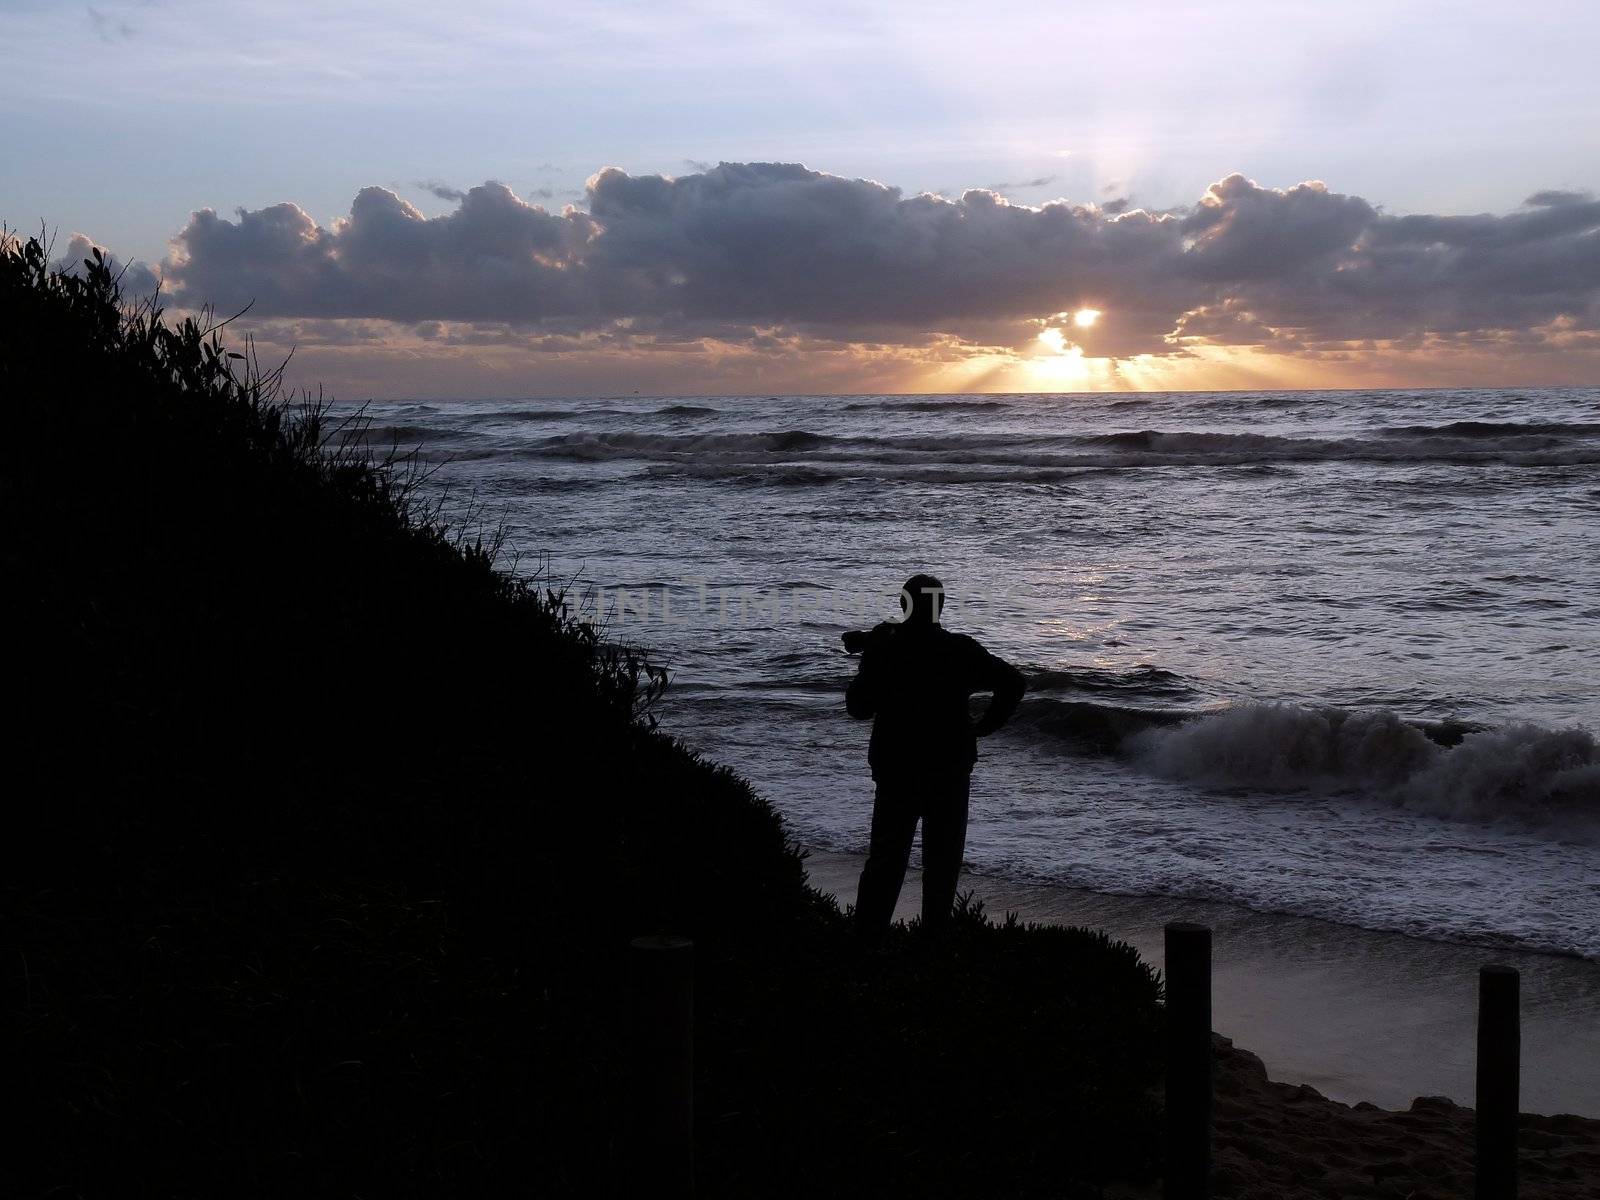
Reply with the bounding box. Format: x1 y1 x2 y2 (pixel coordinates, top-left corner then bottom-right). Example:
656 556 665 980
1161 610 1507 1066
354 388 1600 960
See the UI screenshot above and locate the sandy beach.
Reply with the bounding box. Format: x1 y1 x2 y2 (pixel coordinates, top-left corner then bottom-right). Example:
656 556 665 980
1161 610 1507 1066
806 849 1600 1195
804 850 1600 1117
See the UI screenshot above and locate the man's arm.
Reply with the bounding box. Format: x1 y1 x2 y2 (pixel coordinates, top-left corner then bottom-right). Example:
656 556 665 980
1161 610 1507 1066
845 652 877 719
971 648 1025 737
844 623 894 719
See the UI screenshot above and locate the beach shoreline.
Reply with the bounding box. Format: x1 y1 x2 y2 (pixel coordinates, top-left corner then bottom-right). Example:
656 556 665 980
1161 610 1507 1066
803 848 1600 1119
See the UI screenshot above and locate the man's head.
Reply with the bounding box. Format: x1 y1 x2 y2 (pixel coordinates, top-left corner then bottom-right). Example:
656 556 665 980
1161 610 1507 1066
899 573 945 625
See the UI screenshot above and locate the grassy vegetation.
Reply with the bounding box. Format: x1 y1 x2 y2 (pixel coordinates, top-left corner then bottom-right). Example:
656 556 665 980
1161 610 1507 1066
3 234 1164 1198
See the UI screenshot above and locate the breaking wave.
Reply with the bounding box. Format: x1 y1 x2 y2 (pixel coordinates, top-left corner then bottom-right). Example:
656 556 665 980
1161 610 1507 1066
1126 703 1600 828
1009 697 1195 751
1001 666 1219 750
1025 664 1198 698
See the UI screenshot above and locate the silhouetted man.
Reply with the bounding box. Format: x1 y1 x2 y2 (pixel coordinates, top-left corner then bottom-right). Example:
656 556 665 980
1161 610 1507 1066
844 574 1025 937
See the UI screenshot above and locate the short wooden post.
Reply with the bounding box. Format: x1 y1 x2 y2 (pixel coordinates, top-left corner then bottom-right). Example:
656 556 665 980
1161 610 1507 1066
626 935 695 1198
1164 922 1212 1200
1475 964 1519 1200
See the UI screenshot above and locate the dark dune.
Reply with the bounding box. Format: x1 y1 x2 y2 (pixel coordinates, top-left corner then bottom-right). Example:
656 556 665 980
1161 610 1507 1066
3 236 1163 1197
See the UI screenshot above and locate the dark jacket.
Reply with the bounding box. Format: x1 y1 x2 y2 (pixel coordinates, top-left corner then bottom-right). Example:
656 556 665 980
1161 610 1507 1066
846 622 1025 782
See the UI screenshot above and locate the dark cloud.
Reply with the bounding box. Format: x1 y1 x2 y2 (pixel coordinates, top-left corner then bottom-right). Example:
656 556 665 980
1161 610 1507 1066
86 5 135 42
1170 300 1305 350
1525 190 1594 208
985 175 1058 192
163 164 1600 359
414 180 467 203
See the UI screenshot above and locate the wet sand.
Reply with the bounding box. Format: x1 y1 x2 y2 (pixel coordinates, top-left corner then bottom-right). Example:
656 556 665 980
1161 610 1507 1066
803 849 1600 1118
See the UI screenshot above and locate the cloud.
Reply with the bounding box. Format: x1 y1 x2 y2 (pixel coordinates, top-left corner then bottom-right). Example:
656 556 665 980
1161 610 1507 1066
985 175 1058 192
54 232 159 296
86 5 135 42
1525 190 1594 208
414 180 467 203
159 163 1600 371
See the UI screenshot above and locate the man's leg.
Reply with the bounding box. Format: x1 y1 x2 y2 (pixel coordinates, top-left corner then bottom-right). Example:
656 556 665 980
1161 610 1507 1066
854 781 919 938
918 775 971 933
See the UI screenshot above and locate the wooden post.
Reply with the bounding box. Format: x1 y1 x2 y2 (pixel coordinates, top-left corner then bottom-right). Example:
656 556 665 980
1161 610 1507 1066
1475 963 1520 1200
626 935 695 1198
1164 922 1212 1200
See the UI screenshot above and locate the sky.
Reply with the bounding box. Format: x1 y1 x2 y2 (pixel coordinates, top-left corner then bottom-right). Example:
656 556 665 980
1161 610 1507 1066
4 0 1599 395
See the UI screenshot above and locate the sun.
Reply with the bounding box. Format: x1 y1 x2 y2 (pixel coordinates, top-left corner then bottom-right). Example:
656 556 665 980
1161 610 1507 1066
1073 308 1102 328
